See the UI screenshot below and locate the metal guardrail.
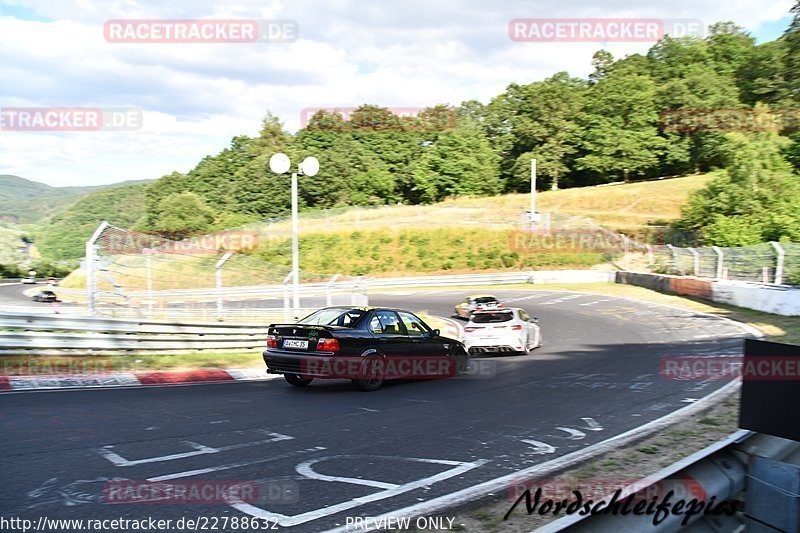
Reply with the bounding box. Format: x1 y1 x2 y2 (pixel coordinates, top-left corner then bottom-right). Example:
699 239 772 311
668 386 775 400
0 312 271 354
535 430 800 532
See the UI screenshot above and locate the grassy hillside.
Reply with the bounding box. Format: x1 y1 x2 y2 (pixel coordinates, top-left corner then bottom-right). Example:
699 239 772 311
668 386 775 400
252 174 710 236
0 175 151 224
58 174 709 288
36 183 149 262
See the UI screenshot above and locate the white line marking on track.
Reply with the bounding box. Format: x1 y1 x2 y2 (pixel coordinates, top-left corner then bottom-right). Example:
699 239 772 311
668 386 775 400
96 441 219 466
229 456 487 527
539 294 584 306
580 418 604 431
521 439 556 454
95 430 293 466
579 299 611 306
148 446 326 482
556 427 587 440
296 458 399 490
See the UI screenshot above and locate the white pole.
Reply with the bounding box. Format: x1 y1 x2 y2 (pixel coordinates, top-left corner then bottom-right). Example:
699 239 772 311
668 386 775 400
291 172 300 318
283 272 292 322
688 247 700 277
712 246 724 280
215 251 234 321
145 252 153 317
771 242 785 285
530 159 537 231
85 220 110 317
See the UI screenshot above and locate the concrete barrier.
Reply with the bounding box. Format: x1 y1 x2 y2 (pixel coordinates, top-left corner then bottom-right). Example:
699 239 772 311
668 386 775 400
616 272 800 316
711 281 800 316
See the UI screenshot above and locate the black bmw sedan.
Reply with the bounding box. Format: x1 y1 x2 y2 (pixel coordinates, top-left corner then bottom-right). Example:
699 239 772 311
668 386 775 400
263 306 469 391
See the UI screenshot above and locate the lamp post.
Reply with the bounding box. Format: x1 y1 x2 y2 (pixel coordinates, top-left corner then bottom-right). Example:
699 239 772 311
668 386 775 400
269 153 320 319
528 158 542 231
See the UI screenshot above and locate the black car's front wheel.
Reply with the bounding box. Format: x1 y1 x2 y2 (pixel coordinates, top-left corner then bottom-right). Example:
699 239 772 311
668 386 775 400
284 373 313 387
352 355 385 391
454 347 470 375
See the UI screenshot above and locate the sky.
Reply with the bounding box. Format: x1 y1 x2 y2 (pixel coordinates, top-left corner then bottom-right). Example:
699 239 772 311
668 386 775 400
0 0 794 188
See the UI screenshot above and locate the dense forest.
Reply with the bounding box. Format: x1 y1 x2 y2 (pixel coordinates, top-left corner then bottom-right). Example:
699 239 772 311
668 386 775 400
37 4 800 261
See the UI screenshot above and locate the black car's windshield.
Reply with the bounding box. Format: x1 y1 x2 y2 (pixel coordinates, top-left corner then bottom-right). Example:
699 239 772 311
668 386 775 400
475 297 498 304
299 308 365 326
471 311 513 323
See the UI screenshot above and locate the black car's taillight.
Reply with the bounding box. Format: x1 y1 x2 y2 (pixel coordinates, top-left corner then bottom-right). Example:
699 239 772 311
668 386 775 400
316 338 340 352
267 335 278 348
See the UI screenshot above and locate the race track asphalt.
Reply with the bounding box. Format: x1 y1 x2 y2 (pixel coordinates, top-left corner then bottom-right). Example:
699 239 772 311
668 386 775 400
0 289 751 531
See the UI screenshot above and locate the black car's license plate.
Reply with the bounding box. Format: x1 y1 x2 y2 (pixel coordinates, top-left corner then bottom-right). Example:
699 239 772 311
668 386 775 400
283 339 309 349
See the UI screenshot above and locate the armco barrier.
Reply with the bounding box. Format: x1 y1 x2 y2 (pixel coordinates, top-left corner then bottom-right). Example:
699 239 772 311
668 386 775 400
614 272 671 293
0 312 272 355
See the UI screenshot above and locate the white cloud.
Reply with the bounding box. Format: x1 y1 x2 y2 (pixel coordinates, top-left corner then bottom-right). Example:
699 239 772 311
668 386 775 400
0 0 794 186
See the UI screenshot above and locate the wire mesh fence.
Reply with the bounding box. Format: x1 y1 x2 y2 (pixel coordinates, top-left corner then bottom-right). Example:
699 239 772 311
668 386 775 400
80 223 368 321
72 208 798 323
518 212 797 286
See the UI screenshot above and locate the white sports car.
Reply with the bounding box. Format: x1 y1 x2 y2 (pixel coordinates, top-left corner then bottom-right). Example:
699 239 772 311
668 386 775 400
462 307 541 355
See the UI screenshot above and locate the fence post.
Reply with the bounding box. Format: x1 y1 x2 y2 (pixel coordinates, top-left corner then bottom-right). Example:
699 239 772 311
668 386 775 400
326 274 341 307
282 272 292 322
214 251 234 321
666 244 679 273
85 221 110 317
688 247 700 277
770 242 785 285
711 246 724 280
645 244 654 269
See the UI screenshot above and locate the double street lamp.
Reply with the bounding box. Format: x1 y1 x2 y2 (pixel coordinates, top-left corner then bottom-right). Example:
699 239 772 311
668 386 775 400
268 153 320 319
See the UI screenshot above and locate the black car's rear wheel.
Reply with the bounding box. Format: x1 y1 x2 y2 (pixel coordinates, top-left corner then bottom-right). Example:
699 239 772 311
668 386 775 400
352 355 385 391
284 373 313 387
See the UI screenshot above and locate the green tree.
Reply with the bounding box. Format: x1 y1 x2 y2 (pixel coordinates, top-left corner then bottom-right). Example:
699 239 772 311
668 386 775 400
577 67 665 182
412 129 501 202
485 73 586 190
676 129 800 244
153 192 216 233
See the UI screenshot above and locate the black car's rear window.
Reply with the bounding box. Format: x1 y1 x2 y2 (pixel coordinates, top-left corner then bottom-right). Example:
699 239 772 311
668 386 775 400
474 297 498 304
471 311 513 323
299 308 365 326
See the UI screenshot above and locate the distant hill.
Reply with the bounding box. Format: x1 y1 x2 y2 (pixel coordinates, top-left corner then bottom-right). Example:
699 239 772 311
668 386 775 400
36 183 149 261
0 175 151 224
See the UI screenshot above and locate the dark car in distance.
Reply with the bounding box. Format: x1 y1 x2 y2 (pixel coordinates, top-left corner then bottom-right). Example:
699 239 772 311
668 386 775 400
32 290 58 303
263 307 470 391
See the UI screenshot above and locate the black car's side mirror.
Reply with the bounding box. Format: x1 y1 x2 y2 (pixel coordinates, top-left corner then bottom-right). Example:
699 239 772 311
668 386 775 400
429 329 440 337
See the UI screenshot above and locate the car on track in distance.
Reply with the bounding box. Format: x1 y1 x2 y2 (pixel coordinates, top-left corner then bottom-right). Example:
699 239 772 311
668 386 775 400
263 306 470 391
453 294 503 319
32 290 59 303
462 307 540 355
21 277 37 284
